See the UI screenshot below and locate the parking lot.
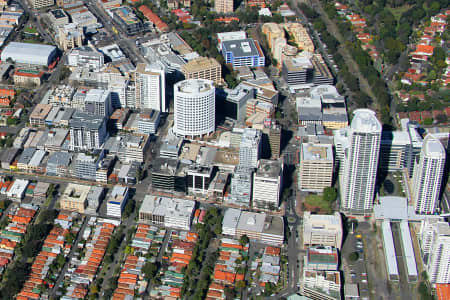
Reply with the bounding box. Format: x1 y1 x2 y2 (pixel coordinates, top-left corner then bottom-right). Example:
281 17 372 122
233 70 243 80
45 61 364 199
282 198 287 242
341 229 371 299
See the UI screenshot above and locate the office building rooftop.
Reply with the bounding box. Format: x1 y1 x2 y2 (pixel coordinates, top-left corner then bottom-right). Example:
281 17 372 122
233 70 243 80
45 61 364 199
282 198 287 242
301 143 333 161
255 159 282 178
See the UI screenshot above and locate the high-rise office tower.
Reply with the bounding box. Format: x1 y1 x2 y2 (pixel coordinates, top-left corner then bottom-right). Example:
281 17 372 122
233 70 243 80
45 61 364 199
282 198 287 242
412 135 446 214
173 79 215 138
340 109 381 215
135 63 166 112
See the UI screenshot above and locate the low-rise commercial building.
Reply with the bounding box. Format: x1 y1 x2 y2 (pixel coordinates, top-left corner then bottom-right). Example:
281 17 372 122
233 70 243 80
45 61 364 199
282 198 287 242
222 209 284 245
73 152 100 181
13 69 44 87
17 148 36 171
0 148 20 169
236 211 284 245
46 152 72 177
150 158 186 193
59 183 91 213
305 246 339 271
111 6 144 35
48 9 69 27
67 46 104 72
221 39 265 68
186 164 213 195
6 179 29 200
182 56 222 84
303 212 343 250
104 134 150 163
138 195 195 230
30 104 52 127
222 208 241 237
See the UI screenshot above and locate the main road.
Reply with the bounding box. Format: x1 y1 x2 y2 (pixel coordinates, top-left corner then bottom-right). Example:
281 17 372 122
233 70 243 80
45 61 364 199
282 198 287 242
83 0 146 65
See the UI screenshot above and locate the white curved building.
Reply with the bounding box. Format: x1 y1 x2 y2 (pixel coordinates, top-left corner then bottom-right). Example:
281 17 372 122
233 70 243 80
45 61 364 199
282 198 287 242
173 79 215 138
412 135 446 214
1 42 57 66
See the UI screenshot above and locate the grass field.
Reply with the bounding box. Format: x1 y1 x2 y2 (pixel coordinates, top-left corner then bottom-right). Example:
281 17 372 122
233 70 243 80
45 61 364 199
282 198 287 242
23 27 38 34
304 194 333 214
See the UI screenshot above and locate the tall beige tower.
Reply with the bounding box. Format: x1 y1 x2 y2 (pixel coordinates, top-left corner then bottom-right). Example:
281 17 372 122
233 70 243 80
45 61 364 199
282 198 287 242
215 0 233 14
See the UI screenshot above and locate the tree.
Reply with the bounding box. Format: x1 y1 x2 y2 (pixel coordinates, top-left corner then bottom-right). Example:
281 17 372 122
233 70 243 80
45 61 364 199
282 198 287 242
435 114 447 124
322 187 337 203
236 280 246 289
142 262 158 280
239 235 249 246
264 282 276 296
124 245 135 255
123 198 135 218
349 252 359 262
418 281 433 300
65 231 75 244
214 225 222 235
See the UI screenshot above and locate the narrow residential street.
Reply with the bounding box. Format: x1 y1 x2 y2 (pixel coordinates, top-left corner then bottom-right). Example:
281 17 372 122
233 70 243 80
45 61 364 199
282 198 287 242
49 216 90 298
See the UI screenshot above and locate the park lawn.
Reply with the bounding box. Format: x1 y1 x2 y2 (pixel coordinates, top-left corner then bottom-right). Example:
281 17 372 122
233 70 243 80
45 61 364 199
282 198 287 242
387 5 412 22
24 27 38 34
305 194 332 214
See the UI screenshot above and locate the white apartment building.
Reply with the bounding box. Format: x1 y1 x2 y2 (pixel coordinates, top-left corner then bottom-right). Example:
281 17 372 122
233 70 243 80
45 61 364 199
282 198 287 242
412 135 446 214
340 109 381 215
252 159 283 211
303 212 343 250
138 195 195 230
109 78 130 109
173 79 215 138
302 270 341 300
239 128 262 169
138 109 161 135
6 179 29 200
135 63 166 112
420 219 450 284
66 46 104 72
106 186 129 218
69 112 107 151
299 143 333 192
